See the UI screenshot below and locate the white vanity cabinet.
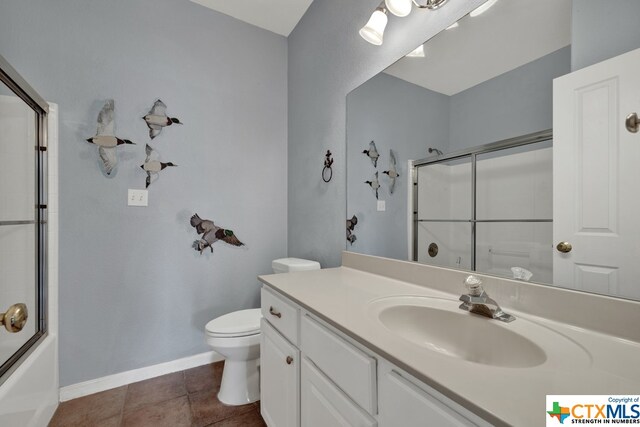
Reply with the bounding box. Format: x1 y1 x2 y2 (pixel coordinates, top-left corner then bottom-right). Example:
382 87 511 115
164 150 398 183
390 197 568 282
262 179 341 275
301 358 376 427
260 286 489 427
378 361 486 427
261 286 302 427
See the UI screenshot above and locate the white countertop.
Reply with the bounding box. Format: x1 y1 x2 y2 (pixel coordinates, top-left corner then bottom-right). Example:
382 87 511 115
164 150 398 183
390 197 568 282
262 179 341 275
258 259 640 427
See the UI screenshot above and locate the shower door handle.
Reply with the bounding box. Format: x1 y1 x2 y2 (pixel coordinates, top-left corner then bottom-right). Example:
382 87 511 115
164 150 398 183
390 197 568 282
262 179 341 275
1 303 28 333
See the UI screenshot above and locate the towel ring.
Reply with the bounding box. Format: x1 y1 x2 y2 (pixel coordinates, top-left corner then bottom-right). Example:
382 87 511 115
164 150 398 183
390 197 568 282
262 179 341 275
322 150 334 183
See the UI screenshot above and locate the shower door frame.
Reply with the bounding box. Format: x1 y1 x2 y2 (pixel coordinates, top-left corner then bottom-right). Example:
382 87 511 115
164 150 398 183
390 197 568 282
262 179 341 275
411 129 553 270
0 54 49 384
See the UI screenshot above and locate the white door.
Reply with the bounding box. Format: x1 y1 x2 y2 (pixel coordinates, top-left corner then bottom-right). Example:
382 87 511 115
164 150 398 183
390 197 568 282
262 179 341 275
553 47 640 299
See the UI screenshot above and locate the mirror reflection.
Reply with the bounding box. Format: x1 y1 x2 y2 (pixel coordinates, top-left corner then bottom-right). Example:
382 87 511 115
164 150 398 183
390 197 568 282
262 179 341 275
347 0 640 301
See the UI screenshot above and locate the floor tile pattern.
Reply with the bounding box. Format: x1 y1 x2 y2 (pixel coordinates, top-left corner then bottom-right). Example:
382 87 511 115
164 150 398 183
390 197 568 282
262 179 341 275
49 362 266 427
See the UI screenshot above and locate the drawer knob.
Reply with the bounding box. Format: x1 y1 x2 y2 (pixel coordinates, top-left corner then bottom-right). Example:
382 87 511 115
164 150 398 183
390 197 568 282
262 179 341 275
286 356 293 365
269 306 282 318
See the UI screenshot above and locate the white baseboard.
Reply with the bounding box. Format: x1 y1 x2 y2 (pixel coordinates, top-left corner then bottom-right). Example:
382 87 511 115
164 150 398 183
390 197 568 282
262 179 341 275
59 351 223 402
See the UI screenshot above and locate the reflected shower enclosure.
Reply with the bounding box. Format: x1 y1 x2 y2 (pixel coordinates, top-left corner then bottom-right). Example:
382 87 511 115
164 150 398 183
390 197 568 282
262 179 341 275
413 133 553 283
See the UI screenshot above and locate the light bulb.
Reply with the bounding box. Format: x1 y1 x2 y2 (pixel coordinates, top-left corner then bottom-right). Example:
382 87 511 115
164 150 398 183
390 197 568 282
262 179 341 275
359 8 388 46
385 0 412 17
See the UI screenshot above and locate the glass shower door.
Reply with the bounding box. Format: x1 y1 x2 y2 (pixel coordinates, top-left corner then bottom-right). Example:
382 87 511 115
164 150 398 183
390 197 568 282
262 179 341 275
415 156 472 270
0 77 46 380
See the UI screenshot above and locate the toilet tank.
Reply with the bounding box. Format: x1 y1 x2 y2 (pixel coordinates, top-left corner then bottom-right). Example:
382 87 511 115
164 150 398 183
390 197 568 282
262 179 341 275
272 258 321 274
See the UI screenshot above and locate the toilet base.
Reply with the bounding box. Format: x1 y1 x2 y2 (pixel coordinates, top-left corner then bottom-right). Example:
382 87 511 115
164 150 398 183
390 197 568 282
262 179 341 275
217 358 260 406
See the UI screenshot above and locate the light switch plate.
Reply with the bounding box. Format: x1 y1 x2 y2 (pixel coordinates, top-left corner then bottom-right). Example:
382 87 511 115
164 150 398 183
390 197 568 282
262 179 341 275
377 200 386 211
128 189 148 207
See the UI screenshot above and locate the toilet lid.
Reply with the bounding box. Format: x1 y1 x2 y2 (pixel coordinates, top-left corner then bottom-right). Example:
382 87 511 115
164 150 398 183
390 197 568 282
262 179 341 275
205 308 262 336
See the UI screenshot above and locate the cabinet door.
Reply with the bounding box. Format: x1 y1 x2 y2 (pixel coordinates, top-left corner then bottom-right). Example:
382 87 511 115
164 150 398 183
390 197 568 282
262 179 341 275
301 358 377 427
379 370 477 427
261 319 300 427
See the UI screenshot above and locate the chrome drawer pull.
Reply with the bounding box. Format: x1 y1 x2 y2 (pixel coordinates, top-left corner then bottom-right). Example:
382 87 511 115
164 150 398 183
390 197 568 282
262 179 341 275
269 306 282 318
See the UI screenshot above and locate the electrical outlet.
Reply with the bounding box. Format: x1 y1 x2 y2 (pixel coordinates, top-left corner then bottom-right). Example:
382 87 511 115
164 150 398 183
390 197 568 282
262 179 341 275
128 189 148 207
377 200 386 211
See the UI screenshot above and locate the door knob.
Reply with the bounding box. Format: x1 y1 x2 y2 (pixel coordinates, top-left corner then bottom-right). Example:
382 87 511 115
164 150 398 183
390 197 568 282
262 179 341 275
1 303 28 333
626 112 639 133
556 242 572 253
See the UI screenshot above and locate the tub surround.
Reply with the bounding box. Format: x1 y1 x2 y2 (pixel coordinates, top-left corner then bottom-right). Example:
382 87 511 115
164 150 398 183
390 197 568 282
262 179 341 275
258 251 640 426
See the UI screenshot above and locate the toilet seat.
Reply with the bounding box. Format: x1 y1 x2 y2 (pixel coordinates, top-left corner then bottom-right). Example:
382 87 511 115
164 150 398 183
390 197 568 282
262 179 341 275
206 308 262 338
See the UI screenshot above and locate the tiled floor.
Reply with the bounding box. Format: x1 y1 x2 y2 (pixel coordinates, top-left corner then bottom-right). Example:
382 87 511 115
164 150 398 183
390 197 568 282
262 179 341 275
49 362 266 427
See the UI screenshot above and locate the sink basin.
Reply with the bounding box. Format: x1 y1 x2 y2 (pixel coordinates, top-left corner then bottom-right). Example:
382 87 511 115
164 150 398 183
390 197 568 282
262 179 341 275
368 296 591 369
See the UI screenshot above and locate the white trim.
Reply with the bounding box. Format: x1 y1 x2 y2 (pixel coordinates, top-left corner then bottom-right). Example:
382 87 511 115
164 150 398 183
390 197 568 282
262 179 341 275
59 350 223 402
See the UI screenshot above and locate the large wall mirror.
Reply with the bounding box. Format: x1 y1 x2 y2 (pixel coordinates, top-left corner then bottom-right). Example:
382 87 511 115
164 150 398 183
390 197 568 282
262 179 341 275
346 0 640 301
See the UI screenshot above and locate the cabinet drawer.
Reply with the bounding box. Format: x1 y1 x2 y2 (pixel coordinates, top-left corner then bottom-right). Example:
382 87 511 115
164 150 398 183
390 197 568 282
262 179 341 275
301 358 377 427
261 287 299 345
300 314 377 415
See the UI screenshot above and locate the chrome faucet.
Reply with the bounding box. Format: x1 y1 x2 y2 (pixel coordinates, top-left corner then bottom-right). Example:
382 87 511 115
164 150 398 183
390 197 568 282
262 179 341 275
458 275 515 323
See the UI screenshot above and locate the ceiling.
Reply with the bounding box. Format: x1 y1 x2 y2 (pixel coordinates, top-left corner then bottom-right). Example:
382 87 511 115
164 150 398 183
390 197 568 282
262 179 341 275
384 0 572 96
190 0 314 37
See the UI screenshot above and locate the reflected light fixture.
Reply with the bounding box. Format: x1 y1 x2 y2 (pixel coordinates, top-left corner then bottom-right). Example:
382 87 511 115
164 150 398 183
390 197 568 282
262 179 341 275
406 44 425 57
470 0 498 17
360 0 449 46
446 21 459 30
359 5 388 46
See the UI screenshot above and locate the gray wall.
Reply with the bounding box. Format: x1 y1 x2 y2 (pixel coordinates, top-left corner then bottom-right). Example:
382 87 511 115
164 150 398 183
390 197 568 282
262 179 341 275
346 73 449 260
449 46 571 151
572 0 640 70
0 0 287 386
288 0 486 268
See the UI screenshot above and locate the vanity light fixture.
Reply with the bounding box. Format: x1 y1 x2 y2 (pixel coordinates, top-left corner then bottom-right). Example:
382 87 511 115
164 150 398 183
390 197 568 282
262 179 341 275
359 4 389 46
470 0 498 17
385 0 412 17
360 0 448 45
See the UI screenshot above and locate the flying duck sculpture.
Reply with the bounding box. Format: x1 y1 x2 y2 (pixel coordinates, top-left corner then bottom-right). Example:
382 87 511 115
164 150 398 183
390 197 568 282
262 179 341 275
143 99 182 139
346 215 358 246
140 144 177 188
362 140 379 168
365 171 381 200
190 213 244 254
382 149 400 194
85 99 135 176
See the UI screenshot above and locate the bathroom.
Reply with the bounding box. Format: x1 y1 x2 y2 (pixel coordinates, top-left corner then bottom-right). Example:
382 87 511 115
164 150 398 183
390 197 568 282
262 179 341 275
0 0 639 426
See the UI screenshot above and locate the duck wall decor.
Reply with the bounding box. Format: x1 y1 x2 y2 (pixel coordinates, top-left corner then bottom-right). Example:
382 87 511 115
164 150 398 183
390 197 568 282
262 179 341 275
365 171 380 200
190 213 244 254
383 149 399 194
140 144 177 188
85 99 135 176
143 99 182 139
346 215 358 246
362 140 379 168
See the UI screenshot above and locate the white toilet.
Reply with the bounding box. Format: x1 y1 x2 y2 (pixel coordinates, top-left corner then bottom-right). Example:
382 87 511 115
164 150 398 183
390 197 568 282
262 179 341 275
205 257 320 405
